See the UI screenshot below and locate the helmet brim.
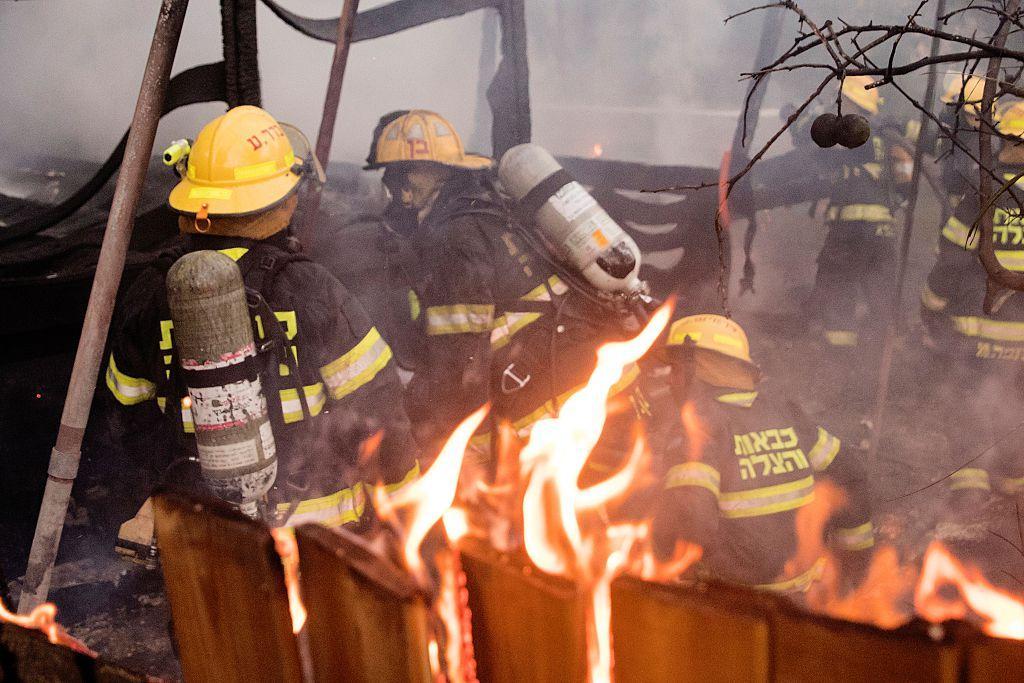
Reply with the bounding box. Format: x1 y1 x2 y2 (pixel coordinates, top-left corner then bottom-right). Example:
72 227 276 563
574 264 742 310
363 154 493 172
168 169 303 217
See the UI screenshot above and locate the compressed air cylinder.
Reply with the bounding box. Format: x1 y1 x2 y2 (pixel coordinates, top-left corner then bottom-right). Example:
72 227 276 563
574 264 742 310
498 143 643 294
166 251 277 517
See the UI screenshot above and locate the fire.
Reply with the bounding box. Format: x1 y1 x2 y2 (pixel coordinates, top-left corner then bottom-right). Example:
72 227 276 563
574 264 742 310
679 400 708 462
385 405 489 581
270 527 307 634
591 143 603 158
915 540 1024 640
518 304 673 682
0 596 95 657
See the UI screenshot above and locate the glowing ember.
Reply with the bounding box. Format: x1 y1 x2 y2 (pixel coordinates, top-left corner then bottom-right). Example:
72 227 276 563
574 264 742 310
915 540 1024 640
0 596 95 657
436 549 479 683
270 527 307 634
386 405 489 581
591 143 603 158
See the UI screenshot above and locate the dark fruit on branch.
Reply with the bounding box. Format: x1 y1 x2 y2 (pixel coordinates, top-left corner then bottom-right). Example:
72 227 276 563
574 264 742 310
811 113 839 148
836 114 871 149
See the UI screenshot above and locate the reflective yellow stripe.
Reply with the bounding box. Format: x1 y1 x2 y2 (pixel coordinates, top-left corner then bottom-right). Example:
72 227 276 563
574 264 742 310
279 383 327 423
426 304 495 335
833 522 875 551
105 354 157 405
754 557 826 593
320 327 393 400
951 316 1024 342
233 151 295 181
949 467 991 492
278 482 366 528
920 284 948 312
188 187 232 200
993 249 1024 271
665 462 721 498
999 476 1024 495
827 203 893 223
521 275 569 302
408 290 421 321
217 247 249 262
807 427 841 472
491 311 542 350
715 391 758 408
825 330 858 347
942 215 976 249
718 475 815 518
382 461 421 495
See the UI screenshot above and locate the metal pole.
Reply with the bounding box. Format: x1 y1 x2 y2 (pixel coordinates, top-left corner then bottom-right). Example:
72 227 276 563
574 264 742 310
297 0 361 248
866 0 946 471
18 0 190 613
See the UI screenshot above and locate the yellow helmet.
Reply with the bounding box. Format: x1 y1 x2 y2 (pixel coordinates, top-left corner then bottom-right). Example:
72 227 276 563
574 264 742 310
168 106 309 217
841 76 881 115
998 101 1024 138
364 109 492 171
941 75 986 105
667 314 760 390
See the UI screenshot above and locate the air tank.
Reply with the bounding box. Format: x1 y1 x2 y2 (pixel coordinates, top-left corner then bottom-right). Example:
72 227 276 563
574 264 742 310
166 250 277 518
498 143 643 294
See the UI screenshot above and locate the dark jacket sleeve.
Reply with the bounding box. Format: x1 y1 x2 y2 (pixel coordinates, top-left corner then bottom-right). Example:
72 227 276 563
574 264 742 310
803 420 874 552
286 261 419 491
406 215 496 442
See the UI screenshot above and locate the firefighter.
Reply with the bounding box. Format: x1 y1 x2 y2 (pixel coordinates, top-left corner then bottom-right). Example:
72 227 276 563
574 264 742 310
652 314 874 593
811 76 908 356
105 106 418 548
921 101 1024 521
364 110 646 467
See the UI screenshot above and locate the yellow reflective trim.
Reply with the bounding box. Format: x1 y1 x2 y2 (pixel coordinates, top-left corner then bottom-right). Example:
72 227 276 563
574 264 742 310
949 467 991 491
712 333 744 349
665 462 721 498
105 354 157 405
999 476 1024 494
188 187 232 200
408 290 421 321
233 160 279 181
993 249 1024 271
942 215 976 249
827 203 893 223
807 427 841 472
920 284 948 312
157 396 167 412
719 476 815 518
491 311 542 350
521 275 569 302
280 383 327 423
277 482 366 528
320 327 393 400
215 247 248 262
668 329 701 346
833 522 875 551
825 330 858 347
754 557 826 593
951 316 1024 342
715 391 758 408
426 304 495 335
159 320 174 351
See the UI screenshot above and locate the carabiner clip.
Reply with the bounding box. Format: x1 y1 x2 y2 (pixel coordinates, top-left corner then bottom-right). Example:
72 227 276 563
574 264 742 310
501 363 532 394
194 203 211 233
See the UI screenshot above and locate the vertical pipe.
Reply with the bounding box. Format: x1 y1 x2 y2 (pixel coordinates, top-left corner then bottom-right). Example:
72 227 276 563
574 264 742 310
866 0 946 472
18 0 190 613
297 0 361 248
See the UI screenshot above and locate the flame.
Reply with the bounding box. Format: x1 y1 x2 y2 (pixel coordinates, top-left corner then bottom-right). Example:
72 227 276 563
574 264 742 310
915 540 1024 639
680 401 708 462
518 304 672 682
387 405 489 580
270 527 307 634
808 545 915 630
435 549 478 683
0 597 95 657
443 508 470 543
591 143 603 158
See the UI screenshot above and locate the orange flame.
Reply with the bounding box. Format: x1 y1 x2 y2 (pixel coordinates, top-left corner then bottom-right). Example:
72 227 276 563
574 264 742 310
915 540 1024 639
591 143 604 158
435 549 478 683
0 597 95 657
680 401 708 462
270 527 307 634
387 405 489 581
518 304 672 682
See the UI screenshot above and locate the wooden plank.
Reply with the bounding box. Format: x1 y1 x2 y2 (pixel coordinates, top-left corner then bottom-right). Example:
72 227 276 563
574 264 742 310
294 524 432 683
153 492 303 683
770 608 963 683
964 630 1024 682
611 576 771 683
460 540 587 683
0 623 146 683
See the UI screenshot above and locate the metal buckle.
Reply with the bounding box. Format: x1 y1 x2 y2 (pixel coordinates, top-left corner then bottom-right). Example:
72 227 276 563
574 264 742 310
501 363 531 394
